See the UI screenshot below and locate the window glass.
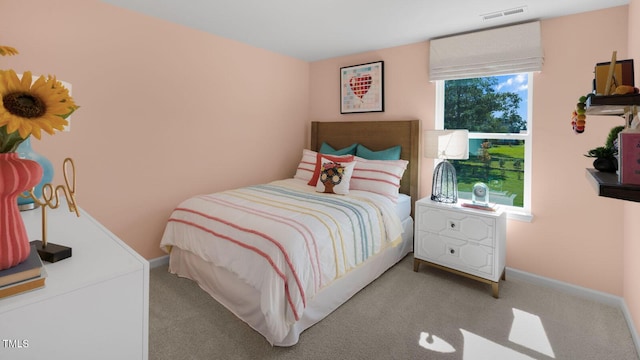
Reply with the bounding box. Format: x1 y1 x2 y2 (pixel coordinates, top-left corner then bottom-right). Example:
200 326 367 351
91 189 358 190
438 74 531 211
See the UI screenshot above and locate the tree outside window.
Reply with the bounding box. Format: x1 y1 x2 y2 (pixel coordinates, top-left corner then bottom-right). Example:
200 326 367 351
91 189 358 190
438 73 532 210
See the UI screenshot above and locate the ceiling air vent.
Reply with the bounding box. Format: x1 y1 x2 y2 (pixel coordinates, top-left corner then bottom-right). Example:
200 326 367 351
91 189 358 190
481 6 527 21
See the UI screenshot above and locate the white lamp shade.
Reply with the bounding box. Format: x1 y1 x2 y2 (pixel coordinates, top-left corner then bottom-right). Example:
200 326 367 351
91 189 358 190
424 130 469 160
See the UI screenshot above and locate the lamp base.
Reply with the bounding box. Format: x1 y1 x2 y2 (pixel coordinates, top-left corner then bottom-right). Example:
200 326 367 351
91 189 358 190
32 240 72 263
431 160 459 203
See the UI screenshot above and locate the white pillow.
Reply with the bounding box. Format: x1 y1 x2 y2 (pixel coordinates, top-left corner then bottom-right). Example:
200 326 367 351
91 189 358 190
350 156 408 202
315 158 356 195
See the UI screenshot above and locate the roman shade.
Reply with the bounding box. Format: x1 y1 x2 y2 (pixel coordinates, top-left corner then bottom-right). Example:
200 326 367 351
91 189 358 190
429 21 543 81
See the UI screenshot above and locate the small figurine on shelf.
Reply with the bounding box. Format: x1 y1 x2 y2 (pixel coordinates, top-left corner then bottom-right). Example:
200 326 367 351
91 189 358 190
611 85 639 95
571 94 592 134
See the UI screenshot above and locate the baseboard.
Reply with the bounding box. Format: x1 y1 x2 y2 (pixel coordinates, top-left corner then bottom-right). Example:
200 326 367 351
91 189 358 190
506 267 621 306
507 266 640 357
620 300 640 358
149 254 169 268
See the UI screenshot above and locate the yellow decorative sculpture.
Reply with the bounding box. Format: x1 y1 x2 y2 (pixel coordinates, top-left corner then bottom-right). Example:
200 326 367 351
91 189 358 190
23 158 79 262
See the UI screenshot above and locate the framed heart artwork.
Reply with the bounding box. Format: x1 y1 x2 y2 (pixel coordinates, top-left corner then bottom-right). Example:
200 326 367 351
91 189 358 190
340 61 384 114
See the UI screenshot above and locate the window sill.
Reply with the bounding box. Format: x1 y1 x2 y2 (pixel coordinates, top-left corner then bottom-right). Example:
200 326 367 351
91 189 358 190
505 209 533 223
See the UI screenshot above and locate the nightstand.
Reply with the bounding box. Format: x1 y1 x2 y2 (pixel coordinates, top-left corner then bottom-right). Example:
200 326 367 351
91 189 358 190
413 198 507 298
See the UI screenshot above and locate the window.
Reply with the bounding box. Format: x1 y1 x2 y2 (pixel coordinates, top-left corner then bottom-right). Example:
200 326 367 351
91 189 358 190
436 73 532 220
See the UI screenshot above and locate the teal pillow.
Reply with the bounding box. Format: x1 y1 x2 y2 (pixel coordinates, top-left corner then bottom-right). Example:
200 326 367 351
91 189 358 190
356 144 402 160
319 142 358 155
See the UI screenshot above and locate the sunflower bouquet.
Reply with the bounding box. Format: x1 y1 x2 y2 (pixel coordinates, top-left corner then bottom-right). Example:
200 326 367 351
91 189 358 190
0 44 78 153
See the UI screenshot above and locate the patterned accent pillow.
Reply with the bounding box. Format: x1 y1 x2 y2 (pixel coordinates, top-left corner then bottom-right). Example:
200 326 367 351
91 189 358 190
350 156 408 202
307 152 354 186
315 158 356 195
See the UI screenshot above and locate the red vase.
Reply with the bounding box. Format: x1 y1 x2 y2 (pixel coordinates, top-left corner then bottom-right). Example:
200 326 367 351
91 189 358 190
0 153 43 270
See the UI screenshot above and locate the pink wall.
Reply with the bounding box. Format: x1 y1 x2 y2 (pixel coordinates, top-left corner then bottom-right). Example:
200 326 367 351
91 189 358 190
309 6 629 296
1 0 310 259
528 8 627 294
625 0 640 339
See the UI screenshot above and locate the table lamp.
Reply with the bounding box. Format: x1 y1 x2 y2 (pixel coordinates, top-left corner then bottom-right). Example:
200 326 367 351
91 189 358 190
424 130 469 203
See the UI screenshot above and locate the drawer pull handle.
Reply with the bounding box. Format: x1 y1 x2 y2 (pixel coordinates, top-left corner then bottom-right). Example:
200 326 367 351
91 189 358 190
449 249 455 255
450 223 456 229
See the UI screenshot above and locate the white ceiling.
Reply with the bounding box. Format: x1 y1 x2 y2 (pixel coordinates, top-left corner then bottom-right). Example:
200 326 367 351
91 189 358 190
101 0 629 62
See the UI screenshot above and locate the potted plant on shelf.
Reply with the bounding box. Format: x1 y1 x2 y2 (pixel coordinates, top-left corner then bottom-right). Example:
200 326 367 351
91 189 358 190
605 125 625 151
584 126 625 173
585 146 617 172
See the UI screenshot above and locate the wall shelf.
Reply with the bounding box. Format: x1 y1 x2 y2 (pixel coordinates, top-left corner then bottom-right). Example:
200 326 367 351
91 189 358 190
585 94 640 116
586 168 640 202
584 94 640 203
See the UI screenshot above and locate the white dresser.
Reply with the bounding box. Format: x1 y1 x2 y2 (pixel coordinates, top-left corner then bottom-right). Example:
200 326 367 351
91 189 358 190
0 204 149 359
413 198 507 297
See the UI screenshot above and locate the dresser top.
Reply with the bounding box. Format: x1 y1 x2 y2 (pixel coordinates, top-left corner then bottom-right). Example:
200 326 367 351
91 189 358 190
0 204 148 312
416 197 505 217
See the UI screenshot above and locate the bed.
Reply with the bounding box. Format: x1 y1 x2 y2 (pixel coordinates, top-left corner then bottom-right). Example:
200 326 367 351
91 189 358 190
160 120 420 346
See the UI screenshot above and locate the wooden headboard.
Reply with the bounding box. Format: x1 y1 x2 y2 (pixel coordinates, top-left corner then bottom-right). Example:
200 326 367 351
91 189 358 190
310 120 420 216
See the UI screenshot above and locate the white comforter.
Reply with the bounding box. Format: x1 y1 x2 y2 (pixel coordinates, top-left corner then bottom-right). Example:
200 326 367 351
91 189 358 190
160 178 403 343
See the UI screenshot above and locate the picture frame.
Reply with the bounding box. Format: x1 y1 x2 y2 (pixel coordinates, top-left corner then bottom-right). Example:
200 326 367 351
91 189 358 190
340 61 384 114
594 59 634 95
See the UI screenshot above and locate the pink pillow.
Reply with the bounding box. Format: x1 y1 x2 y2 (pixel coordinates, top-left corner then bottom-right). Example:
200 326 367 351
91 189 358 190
350 156 408 202
294 149 317 182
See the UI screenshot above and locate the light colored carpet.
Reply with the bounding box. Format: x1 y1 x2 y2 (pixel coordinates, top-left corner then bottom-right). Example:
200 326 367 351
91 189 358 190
149 254 638 359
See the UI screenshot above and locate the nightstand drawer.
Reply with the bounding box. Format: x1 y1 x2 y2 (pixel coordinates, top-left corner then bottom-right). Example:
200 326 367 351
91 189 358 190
417 205 496 247
415 231 496 280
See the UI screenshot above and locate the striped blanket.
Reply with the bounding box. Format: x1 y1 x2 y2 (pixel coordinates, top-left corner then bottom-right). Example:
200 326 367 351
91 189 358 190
160 178 403 343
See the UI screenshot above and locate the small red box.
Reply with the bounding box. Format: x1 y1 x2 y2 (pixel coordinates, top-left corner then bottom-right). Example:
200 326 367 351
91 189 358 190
618 130 640 185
